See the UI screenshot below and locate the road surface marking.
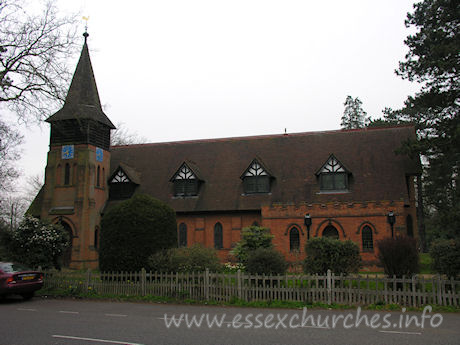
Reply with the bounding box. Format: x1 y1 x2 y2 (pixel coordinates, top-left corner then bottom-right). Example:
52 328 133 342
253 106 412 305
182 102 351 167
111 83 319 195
105 313 128 317
17 308 37 312
379 330 422 335
59 310 79 314
52 335 144 345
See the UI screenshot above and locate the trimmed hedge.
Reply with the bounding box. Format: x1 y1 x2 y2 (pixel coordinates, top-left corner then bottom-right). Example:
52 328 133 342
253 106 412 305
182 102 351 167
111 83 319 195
303 237 361 275
99 194 177 272
148 244 222 272
430 239 460 278
231 226 273 264
377 236 419 277
245 248 288 275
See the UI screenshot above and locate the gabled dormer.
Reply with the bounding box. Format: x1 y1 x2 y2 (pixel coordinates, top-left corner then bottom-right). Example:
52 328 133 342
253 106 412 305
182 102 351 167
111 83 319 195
108 163 139 199
170 162 202 197
240 158 273 194
316 154 351 192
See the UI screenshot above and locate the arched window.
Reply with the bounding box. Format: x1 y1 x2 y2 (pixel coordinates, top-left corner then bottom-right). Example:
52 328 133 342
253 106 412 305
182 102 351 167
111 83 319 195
178 223 187 247
214 223 223 249
94 226 99 249
102 168 105 188
322 225 339 239
60 221 73 267
362 226 373 252
56 164 62 185
64 163 70 185
96 166 100 187
406 215 414 237
289 227 300 252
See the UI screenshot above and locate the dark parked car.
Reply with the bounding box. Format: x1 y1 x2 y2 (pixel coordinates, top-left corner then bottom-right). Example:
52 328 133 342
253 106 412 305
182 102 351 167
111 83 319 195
0 262 43 299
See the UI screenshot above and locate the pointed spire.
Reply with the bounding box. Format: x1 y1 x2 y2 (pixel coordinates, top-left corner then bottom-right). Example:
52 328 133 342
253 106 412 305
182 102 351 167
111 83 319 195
46 32 115 129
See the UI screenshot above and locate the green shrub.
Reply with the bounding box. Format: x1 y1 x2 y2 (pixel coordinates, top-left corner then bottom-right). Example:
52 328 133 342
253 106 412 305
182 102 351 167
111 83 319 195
303 237 361 275
430 239 460 278
232 226 273 264
99 194 177 272
377 236 419 277
148 244 222 272
245 248 287 275
1 215 70 269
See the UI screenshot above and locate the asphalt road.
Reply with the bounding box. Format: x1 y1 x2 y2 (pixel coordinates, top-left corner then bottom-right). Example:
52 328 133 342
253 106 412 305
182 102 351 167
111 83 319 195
0 296 459 345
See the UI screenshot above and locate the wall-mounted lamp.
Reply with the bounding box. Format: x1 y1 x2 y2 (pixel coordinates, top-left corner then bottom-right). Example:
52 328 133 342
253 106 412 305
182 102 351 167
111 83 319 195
387 211 396 238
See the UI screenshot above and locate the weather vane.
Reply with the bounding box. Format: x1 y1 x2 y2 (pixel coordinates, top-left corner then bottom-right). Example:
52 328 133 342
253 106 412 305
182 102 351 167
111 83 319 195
82 16 90 33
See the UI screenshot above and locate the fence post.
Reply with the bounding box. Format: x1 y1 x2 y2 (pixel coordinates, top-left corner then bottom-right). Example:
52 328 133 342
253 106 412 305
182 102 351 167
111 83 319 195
437 275 442 306
327 269 332 305
141 268 146 296
237 269 242 300
205 268 210 301
85 268 91 291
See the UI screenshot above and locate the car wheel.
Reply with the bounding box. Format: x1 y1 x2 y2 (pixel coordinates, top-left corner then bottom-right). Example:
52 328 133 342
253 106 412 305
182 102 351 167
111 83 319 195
21 292 34 300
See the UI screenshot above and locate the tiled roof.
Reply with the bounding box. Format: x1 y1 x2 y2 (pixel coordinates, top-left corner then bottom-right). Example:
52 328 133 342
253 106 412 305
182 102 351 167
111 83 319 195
46 35 115 129
108 126 421 213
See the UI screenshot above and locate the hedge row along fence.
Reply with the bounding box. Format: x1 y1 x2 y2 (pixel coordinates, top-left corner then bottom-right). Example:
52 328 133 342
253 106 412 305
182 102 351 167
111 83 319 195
42 270 460 307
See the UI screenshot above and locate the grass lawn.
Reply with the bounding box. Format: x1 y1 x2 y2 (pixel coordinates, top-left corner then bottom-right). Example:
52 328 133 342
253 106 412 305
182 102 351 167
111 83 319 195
420 253 433 274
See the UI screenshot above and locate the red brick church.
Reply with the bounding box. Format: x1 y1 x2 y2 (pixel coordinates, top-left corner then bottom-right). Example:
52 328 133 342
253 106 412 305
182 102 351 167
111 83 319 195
29 35 422 269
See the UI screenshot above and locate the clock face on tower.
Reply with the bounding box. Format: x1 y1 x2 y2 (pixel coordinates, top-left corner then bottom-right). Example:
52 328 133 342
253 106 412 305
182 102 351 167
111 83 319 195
62 145 74 159
96 147 103 162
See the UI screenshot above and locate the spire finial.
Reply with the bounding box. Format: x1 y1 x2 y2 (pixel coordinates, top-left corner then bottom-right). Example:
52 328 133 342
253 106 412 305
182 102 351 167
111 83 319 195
82 16 90 41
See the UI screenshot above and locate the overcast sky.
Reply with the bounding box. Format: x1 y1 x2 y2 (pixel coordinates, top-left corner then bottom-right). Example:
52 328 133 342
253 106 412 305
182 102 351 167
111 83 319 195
17 0 420 193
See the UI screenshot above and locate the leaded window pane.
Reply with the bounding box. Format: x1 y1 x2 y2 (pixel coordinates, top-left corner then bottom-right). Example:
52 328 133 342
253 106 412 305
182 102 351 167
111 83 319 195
174 179 198 196
214 223 223 249
290 227 300 252
243 175 270 194
362 226 373 252
179 223 187 247
320 173 348 191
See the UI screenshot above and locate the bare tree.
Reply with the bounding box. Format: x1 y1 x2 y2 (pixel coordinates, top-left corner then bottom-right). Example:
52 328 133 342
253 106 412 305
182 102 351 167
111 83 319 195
111 122 147 146
0 0 79 122
0 119 23 192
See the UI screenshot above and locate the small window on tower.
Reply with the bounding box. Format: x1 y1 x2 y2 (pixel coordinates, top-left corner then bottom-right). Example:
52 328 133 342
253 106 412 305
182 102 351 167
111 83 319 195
64 163 70 185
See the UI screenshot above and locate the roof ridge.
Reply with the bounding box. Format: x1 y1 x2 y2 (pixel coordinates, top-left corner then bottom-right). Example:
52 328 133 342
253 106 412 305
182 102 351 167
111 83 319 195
111 125 415 148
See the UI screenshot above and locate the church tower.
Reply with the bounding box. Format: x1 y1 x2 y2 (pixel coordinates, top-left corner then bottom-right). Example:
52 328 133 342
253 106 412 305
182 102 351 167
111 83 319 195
40 32 115 269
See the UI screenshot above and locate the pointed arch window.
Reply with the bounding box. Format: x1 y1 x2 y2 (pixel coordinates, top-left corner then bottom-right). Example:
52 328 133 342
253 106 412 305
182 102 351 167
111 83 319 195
96 166 101 187
171 163 199 197
289 227 300 252
214 222 223 249
322 225 339 239
317 155 350 191
362 226 373 252
178 223 187 247
64 163 71 185
241 159 272 194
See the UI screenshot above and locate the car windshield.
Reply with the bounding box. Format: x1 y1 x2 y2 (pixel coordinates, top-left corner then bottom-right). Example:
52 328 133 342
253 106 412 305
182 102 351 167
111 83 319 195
0 263 32 273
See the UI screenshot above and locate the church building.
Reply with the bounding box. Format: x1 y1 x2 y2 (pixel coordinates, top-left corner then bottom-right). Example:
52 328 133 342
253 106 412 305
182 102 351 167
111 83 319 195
29 34 422 269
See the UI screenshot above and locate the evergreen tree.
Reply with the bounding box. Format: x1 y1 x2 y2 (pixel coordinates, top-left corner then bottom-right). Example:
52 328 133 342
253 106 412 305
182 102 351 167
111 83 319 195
340 96 370 129
384 0 459 242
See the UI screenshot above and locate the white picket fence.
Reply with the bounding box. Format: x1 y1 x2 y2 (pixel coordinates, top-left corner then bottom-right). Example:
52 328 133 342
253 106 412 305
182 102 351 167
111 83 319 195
42 269 459 307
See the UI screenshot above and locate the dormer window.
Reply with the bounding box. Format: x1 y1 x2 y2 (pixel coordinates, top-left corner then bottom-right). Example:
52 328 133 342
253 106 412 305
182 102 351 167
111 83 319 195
317 155 350 192
241 159 272 194
111 170 130 183
108 165 138 199
171 163 199 197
